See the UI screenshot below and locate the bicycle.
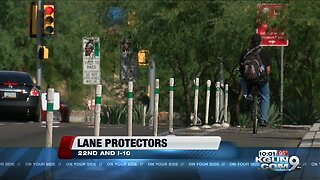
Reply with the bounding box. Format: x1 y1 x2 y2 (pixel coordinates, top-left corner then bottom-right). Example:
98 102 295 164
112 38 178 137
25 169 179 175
250 84 260 134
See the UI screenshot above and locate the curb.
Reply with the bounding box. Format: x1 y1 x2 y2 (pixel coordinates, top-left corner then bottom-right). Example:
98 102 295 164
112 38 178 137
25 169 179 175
298 123 320 148
158 125 228 136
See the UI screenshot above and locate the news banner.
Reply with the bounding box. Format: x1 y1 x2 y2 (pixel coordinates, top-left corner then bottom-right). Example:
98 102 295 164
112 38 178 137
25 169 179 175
0 136 319 179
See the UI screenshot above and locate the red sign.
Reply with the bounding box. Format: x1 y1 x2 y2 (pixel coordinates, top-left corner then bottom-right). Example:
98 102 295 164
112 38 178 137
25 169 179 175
256 4 288 46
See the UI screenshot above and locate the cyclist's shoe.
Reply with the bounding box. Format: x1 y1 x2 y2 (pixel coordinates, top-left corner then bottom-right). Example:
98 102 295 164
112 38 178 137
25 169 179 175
259 119 268 127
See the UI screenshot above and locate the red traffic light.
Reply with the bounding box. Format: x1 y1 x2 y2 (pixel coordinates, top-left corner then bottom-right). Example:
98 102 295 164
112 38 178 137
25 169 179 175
44 6 54 15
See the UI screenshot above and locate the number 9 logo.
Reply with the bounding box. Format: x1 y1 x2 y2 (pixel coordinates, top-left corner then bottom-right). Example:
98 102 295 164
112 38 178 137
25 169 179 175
289 156 300 171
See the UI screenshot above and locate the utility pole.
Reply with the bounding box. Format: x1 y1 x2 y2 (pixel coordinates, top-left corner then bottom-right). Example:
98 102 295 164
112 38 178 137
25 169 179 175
36 0 43 87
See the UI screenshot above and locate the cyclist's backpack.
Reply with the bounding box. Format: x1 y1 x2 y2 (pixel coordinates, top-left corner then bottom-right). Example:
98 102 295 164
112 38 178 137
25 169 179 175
242 47 266 84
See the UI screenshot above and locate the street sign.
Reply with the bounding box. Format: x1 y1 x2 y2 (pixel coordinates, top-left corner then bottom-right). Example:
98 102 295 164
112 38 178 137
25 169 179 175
256 4 288 46
82 37 100 85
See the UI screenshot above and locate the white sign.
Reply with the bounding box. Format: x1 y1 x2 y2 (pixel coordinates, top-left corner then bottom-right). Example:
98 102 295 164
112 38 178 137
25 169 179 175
41 93 60 111
83 37 100 85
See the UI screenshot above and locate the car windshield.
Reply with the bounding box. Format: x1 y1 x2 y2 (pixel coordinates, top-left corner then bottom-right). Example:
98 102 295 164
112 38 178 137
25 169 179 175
0 71 34 84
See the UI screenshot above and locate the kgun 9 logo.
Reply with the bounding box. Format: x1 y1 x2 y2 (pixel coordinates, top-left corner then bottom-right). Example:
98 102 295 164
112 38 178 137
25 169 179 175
255 150 301 171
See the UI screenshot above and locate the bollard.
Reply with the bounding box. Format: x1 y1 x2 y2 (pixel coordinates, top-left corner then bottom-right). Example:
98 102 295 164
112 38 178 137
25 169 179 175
46 88 54 147
219 82 224 123
190 78 201 130
168 78 174 134
128 81 133 136
142 105 147 126
202 80 211 129
94 85 102 136
222 84 230 127
212 82 222 127
153 79 160 136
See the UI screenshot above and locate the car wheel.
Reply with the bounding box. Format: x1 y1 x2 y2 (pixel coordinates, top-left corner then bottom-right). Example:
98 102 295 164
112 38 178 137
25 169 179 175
29 114 40 122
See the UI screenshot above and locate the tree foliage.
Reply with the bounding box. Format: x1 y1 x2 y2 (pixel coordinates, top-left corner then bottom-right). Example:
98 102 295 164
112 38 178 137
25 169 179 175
0 0 319 125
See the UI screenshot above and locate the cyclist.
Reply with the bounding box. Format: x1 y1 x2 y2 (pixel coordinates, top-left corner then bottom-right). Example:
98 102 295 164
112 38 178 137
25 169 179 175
239 34 271 127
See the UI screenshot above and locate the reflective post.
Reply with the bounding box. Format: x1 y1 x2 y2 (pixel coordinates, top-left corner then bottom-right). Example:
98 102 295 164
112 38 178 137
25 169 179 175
168 78 174 134
127 81 133 136
190 78 201 130
94 85 102 136
202 80 211 129
153 79 160 136
46 88 54 147
212 82 222 127
222 84 230 127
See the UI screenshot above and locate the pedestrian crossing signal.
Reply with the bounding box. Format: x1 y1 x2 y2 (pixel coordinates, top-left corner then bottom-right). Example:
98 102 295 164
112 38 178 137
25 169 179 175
39 46 49 60
138 50 149 66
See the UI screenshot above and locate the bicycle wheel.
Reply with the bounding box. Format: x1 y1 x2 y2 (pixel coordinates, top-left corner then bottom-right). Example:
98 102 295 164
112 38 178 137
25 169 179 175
252 94 259 134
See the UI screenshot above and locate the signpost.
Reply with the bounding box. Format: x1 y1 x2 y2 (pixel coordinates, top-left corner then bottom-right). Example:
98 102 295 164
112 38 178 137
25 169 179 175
82 37 101 85
256 4 288 120
83 37 101 124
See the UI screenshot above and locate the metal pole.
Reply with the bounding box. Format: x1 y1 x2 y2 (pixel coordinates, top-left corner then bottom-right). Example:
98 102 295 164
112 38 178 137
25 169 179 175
36 0 43 87
212 82 222 127
148 57 155 126
46 88 54 147
90 86 94 124
202 80 211 129
168 78 174 134
127 81 133 136
153 79 160 136
190 78 201 130
94 85 102 136
222 84 230 127
280 46 284 121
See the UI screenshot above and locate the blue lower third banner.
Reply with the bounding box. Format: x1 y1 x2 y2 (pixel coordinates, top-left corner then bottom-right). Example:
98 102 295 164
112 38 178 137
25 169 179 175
0 144 319 179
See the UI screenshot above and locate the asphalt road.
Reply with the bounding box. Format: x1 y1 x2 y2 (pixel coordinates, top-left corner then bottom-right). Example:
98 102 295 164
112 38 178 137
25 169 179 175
0 121 308 148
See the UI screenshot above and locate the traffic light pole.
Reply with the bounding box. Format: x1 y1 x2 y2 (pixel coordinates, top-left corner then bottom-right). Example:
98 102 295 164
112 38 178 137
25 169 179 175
36 0 43 87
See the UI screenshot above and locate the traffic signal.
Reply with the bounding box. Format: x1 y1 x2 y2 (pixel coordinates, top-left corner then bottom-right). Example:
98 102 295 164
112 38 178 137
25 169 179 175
43 5 55 35
39 46 49 60
30 2 38 37
138 50 149 66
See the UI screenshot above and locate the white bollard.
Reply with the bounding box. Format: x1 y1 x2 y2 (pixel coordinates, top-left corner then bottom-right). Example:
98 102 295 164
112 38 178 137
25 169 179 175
46 88 54 147
142 105 147 126
212 82 222 127
168 78 175 135
128 81 133 136
219 82 224 123
94 85 102 136
222 84 230 127
190 78 201 130
153 79 160 136
202 80 211 129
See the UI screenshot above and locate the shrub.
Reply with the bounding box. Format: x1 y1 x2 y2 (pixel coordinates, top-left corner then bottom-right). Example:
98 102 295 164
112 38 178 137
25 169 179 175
101 105 127 124
284 100 320 125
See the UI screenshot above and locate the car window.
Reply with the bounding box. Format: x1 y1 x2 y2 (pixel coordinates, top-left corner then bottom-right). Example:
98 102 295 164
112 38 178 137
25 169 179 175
0 72 34 84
